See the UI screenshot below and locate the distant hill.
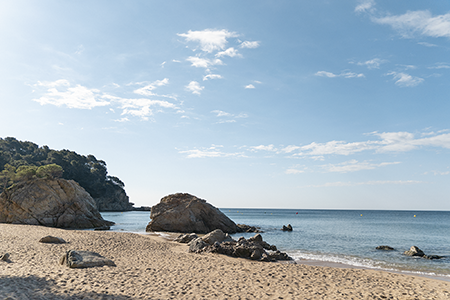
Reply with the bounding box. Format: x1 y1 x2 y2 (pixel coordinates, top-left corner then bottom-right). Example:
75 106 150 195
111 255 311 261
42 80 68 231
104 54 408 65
0 137 134 211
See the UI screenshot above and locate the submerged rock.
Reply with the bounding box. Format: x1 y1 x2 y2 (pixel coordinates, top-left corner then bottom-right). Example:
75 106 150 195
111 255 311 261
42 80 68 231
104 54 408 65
376 245 395 251
282 224 293 231
0 178 114 229
146 193 239 233
423 255 443 260
236 224 263 233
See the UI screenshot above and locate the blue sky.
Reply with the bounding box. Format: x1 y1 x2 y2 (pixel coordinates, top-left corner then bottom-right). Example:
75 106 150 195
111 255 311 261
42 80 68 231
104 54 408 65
1 0 449 210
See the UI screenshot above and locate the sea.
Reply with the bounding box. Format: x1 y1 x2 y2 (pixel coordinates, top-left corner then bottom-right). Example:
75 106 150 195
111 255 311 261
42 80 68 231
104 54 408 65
100 209 450 281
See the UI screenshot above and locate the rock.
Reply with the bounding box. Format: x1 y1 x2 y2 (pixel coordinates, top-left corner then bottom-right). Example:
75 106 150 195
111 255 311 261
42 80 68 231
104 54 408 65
39 236 66 244
236 224 263 233
423 255 443 260
146 193 238 233
188 238 208 252
0 178 114 229
60 250 116 268
1 253 10 261
282 224 293 231
201 229 235 245
175 233 199 243
376 245 395 251
404 246 425 257
197 232 292 262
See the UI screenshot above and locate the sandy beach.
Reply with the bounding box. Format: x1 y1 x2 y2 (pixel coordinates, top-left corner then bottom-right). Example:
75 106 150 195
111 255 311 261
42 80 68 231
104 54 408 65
1 224 450 299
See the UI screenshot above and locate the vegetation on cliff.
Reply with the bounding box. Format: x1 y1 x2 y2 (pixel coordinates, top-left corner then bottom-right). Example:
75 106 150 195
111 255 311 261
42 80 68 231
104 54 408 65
0 137 133 211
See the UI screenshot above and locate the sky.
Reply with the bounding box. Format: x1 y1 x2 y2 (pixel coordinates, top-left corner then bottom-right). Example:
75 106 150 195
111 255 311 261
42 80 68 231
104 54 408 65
0 0 449 210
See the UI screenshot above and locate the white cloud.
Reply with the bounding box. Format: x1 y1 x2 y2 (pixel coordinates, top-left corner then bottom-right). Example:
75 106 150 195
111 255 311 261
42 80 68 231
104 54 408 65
373 10 450 39
355 0 375 13
186 56 223 68
321 160 401 173
285 168 305 175
133 78 169 96
177 29 239 53
386 72 424 87
33 80 110 109
240 41 260 49
315 71 365 78
303 180 423 188
203 74 223 81
357 58 387 69
185 81 204 95
212 110 231 117
216 47 241 58
418 42 438 47
251 144 276 152
428 63 450 69
245 84 255 89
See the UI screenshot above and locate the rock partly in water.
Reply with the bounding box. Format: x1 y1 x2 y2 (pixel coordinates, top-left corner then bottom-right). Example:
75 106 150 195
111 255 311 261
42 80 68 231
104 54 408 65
94 225 111 231
39 236 66 244
0 178 114 229
236 224 263 233
282 224 293 231
376 245 395 251
146 193 239 234
423 255 443 260
60 250 116 268
94 184 134 212
404 246 425 257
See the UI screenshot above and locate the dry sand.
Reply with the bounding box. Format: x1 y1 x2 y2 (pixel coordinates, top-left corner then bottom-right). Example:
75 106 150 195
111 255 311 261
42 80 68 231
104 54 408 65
1 224 450 299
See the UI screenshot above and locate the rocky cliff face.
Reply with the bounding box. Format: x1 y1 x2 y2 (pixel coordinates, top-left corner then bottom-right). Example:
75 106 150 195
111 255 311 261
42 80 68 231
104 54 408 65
146 193 238 234
0 178 114 229
94 185 134 211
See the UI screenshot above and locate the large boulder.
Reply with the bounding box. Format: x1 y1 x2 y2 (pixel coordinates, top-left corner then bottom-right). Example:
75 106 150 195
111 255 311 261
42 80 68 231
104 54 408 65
0 178 114 229
146 193 239 233
60 250 115 268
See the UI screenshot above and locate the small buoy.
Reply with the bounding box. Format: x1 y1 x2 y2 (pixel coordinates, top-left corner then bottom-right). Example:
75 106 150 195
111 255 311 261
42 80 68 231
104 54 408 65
296 212 298 214
414 215 416 217
360 214 363 217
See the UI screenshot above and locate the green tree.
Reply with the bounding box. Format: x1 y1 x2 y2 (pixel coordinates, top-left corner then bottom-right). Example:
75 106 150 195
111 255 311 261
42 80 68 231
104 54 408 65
15 165 37 182
36 164 63 179
0 164 16 192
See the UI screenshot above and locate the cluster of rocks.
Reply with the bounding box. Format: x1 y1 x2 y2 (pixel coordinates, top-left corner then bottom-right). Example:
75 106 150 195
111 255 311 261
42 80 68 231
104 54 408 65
176 229 292 262
146 193 261 234
376 245 443 260
0 178 114 229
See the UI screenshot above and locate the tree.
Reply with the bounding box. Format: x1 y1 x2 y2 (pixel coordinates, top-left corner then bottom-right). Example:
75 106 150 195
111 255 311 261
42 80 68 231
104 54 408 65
15 165 37 182
36 164 63 179
0 164 16 192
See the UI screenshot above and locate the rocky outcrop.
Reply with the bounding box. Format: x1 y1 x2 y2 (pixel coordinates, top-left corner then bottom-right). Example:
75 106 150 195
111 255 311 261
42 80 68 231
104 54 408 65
236 224 263 233
376 245 394 251
175 233 199 244
60 250 116 268
146 193 239 234
0 178 114 229
188 231 292 262
94 185 134 211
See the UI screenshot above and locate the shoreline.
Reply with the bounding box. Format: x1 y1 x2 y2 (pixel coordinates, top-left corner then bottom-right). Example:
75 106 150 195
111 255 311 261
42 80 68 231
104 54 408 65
2 224 450 299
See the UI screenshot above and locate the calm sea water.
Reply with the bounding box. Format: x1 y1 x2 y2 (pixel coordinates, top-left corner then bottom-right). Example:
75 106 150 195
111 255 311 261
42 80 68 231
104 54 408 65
101 209 450 279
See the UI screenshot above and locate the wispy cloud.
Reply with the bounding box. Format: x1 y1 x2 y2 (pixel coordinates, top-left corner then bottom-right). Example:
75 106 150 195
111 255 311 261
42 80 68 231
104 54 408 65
355 0 375 13
118 99 177 121
216 47 241 58
302 180 424 188
240 41 260 49
315 71 365 78
133 78 169 96
33 80 110 109
211 110 248 123
179 145 245 158
428 63 450 69
185 81 204 95
320 160 400 173
356 58 387 69
245 84 255 89
186 56 223 68
372 10 450 39
386 71 424 87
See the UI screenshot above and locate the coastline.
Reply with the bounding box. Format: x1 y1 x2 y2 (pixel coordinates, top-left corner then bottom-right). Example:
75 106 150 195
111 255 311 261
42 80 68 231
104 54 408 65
1 224 450 299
